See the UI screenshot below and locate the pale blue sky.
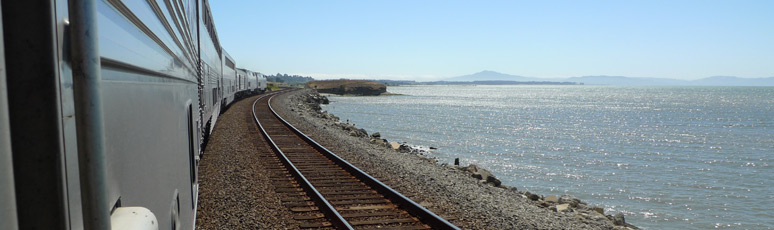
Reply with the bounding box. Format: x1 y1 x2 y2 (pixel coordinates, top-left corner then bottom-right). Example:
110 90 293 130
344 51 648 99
210 0 773 80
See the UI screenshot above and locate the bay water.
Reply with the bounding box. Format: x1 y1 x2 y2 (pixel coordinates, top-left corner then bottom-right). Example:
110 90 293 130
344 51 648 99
321 85 773 229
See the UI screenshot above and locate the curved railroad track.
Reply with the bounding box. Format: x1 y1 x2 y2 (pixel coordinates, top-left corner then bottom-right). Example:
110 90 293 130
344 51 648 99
251 91 459 230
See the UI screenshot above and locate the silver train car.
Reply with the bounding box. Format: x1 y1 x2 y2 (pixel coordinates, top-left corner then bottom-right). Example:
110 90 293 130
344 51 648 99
221 50 237 109
199 0 222 141
1 0 265 229
255 72 268 94
237 68 268 98
236 68 249 97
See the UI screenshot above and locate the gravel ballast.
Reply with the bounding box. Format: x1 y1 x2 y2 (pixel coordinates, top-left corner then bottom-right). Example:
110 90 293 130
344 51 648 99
196 94 300 229
272 89 638 230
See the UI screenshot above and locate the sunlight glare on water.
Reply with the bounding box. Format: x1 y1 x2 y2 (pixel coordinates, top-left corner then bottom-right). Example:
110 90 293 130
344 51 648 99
322 85 774 229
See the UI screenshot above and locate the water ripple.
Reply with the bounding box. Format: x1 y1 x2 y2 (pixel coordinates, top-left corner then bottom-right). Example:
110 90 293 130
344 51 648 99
323 85 774 230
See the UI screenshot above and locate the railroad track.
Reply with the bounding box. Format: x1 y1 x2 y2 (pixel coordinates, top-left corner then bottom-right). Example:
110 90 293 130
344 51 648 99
251 91 459 230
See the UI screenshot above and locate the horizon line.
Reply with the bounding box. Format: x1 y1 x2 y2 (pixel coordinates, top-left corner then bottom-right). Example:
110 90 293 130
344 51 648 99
295 71 774 81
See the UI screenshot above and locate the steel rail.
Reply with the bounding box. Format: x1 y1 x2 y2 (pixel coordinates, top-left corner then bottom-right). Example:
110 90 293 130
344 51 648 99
252 92 354 230
265 93 460 230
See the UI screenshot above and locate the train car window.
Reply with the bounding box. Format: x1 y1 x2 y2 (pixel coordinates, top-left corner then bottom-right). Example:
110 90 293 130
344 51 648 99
212 88 217 106
225 58 234 69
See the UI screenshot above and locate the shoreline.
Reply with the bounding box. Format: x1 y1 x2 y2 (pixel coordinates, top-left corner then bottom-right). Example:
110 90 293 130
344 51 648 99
318 92 405 97
273 89 639 229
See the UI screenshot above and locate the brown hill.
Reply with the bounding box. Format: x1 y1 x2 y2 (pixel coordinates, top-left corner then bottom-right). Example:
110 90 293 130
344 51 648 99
306 80 386 96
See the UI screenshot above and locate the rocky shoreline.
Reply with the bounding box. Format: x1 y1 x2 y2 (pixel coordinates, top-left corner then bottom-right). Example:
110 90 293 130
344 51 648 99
274 89 639 229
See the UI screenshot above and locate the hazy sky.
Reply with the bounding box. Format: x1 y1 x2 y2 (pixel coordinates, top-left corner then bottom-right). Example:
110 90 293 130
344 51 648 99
210 0 774 80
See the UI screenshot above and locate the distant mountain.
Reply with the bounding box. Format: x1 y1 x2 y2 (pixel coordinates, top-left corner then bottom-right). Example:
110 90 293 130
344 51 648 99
442 71 774 86
420 80 580 85
691 76 774 86
445 71 537 82
569 75 774 86
566 76 690 86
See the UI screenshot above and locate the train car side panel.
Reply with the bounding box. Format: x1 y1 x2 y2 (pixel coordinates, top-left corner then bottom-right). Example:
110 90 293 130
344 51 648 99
257 73 267 93
1 0 72 228
198 0 222 137
246 69 258 94
97 1 200 229
221 49 236 107
236 68 247 97
0 3 19 229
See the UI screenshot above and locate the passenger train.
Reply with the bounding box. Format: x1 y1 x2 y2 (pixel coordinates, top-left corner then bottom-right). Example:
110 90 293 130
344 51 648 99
1 0 265 229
